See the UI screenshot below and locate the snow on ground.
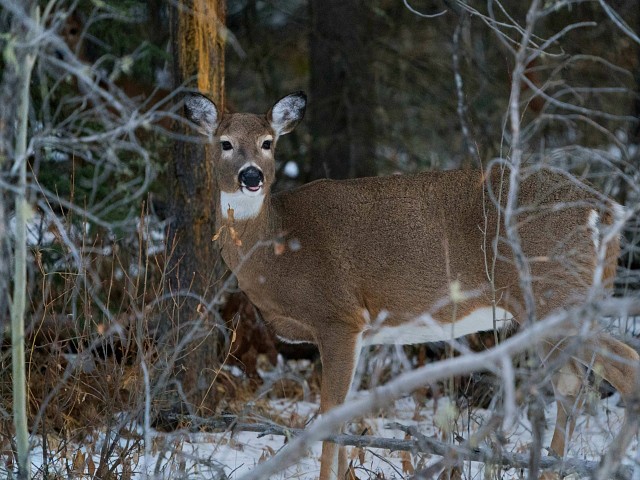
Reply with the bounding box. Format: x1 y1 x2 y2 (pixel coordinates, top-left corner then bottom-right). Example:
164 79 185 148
169 393 632 480
24 386 636 479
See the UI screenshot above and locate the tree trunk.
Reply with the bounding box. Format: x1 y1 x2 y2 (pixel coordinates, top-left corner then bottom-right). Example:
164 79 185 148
308 0 377 180
163 0 226 415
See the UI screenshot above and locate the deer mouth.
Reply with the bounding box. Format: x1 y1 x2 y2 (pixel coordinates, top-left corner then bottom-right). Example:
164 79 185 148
241 184 263 195
238 166 264 195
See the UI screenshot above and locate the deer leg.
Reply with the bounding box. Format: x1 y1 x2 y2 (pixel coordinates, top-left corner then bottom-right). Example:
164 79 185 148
578 333 640 401
550 359 585 457
538 342 586 458
540 333 639 458
317 328 362 480
575 333 640 478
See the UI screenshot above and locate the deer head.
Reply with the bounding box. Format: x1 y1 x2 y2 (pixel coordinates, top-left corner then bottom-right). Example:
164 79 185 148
184 92 306 220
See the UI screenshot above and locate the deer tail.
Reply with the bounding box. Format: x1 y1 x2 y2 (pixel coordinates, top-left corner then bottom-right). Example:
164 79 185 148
600 202 624 289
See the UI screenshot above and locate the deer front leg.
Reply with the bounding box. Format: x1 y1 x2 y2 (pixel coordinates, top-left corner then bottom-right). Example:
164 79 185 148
317 328 362 480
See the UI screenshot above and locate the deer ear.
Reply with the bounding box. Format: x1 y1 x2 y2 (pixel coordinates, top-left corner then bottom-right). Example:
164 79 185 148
268 91 306 137
184 93 219 136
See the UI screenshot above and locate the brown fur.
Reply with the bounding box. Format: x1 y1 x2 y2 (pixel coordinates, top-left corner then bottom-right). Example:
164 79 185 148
185 93 639 480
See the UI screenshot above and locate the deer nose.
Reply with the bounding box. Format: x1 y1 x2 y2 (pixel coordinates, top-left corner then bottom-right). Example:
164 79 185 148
238 166 264 189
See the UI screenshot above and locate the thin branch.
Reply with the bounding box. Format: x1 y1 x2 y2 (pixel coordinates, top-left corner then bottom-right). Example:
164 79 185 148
598 0 640 46
451 13 480 165
503 0 542 327
403 0 447 18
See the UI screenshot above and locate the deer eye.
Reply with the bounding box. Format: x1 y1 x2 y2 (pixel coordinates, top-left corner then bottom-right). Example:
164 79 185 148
221 141 233 151
261 140 272 150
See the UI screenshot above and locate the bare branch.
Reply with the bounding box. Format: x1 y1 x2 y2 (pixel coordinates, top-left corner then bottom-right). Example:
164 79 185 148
403 0 447 19
598 0 640 46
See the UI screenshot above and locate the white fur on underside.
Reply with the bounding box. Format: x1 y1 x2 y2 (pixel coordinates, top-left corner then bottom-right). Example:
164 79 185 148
363 307 514 346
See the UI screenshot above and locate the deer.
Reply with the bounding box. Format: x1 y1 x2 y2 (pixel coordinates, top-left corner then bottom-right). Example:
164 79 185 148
183 91 639 480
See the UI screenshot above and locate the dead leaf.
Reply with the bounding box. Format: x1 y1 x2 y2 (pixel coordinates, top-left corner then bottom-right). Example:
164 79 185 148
259 445 276 463
46 434 61 451
73 450 85 473
349 446 366 467
401 450 414 474
346 462 360 480
122 371 140 394
539 471 561 480
229 227 242 246
212 226 224 241
437 466 462 480
274 242 285 255
151 437 163 455
122 461 133 480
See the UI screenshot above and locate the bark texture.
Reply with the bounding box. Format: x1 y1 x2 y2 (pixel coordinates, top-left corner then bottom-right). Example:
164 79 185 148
163 0 226 414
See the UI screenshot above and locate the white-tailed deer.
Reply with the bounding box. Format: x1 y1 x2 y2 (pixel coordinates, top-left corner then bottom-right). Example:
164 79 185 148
184 92 639 480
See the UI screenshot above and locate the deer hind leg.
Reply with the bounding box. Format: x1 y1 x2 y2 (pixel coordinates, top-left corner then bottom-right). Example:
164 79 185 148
579 333 640 480
575 332 640 445
541 333 639 458
550 359 586 457
317 328 362 480
578 333 640 401
538 342 587 458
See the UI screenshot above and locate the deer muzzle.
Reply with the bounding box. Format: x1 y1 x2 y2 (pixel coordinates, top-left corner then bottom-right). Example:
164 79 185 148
238 166 264 192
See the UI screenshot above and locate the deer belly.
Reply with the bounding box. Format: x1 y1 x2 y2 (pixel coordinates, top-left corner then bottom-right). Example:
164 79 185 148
362 307 514 346
266 313 316 345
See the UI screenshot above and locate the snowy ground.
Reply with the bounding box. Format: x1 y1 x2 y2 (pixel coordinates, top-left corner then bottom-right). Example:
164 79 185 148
24 381 637 479
151 395 633 479
18 319 640 479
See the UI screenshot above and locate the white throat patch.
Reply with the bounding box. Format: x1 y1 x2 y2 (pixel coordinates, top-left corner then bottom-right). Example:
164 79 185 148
220 189 265 221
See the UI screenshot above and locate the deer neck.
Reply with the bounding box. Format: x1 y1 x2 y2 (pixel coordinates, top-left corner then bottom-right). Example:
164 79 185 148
215 187 279 270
